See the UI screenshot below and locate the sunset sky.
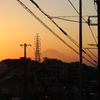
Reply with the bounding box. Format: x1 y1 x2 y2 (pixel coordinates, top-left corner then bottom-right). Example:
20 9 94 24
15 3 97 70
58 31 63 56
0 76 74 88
0 0 98 67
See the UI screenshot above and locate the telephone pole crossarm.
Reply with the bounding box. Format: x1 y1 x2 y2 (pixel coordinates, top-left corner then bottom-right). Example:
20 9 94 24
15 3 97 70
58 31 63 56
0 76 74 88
87 16 98 26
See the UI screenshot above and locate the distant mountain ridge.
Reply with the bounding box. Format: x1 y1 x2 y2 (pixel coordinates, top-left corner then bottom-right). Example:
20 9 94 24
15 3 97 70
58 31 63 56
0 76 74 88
42 49 70 62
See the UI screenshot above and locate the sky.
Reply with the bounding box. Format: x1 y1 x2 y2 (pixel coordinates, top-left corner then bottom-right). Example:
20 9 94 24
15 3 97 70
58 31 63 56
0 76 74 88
0 0 98 67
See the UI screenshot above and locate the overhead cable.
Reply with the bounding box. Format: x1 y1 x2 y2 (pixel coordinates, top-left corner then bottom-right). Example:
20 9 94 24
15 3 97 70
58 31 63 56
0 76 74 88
16 0 97 67
51 15 88 18
30 0 81 49
16 0 78 54
93 0 97 11
83 3 97 44
88 26 97 43
50 16 86 23
30 0 97 65
68 0 97 44
68 0 87 23
85 48 98 59
84 49 97 63
30 0 98 62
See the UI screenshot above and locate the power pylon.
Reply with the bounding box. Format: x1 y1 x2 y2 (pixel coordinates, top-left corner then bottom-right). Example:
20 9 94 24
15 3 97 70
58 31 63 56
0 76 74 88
34 33 41 63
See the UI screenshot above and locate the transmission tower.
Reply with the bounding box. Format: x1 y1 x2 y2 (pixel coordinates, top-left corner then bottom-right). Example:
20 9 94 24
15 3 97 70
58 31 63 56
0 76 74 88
34 33 41 63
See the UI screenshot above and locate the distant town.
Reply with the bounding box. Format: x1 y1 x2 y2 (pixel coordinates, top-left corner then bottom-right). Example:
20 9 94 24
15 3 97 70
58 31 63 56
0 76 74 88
0 57 98 100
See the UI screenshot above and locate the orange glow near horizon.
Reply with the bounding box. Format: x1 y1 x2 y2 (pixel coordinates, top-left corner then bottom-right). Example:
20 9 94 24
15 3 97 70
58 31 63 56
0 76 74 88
0 0 98 67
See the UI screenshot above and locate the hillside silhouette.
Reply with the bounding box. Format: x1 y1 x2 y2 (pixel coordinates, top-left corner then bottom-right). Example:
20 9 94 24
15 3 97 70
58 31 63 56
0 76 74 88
42 49 71 63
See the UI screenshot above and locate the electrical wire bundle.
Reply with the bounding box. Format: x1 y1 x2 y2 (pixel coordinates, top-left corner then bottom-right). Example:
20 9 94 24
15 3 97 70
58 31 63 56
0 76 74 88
16 0 97 67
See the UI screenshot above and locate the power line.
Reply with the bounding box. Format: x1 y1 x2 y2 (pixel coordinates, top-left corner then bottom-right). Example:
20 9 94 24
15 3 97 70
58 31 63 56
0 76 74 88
31 45 35 50
16 0 97 67
50 16 86 23
30 0 98 64
30 0 81 46
50 15 88 23
92 0 98 11
68 0 87 23
51 15 88 18
27 46 34 54
30 0 95 56
88 26 97 43
68 0 97 44
84 49 97 63
16 0 78 54
30 0 86 53
82 4 89 16
82 3 98 44
27 46 34 59
85 48 98 59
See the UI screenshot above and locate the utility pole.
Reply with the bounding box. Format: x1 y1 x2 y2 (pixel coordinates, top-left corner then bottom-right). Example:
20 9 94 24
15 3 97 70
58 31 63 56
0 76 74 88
87 0 100 99
97 0 100 99
20 43 31 100
79 0 82 100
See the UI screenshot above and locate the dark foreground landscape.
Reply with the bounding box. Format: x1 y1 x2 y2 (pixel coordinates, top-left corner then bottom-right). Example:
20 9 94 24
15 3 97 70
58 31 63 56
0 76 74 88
0 57 98 100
